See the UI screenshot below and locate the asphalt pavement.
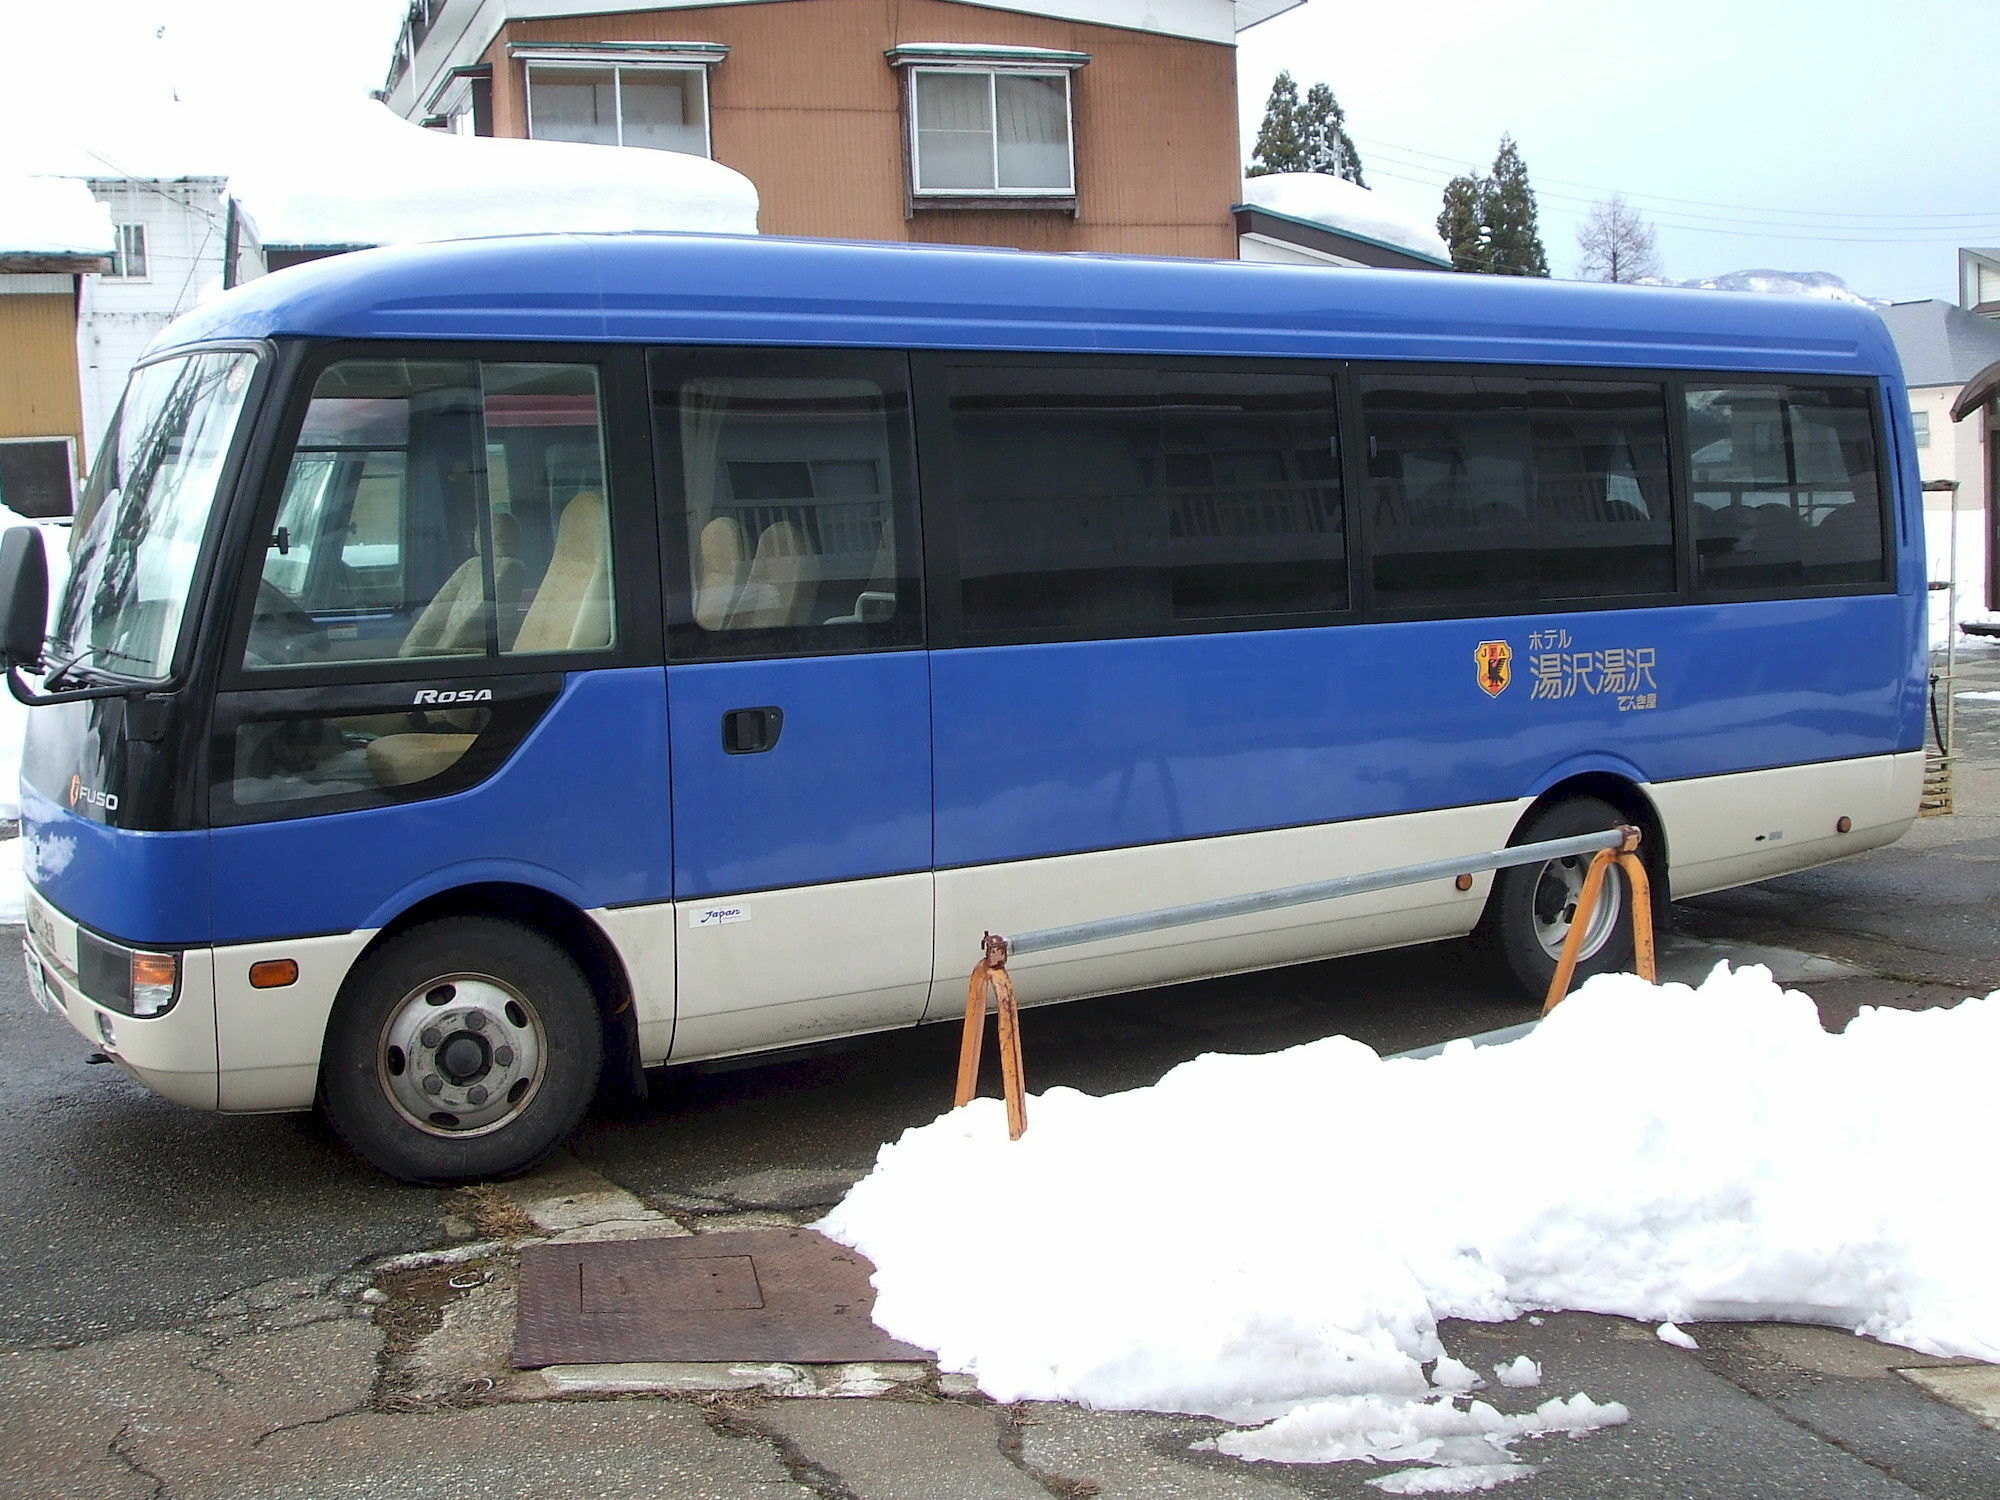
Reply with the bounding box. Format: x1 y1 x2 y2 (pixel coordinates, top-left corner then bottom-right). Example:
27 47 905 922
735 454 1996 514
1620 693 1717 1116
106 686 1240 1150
4 650 2000 1498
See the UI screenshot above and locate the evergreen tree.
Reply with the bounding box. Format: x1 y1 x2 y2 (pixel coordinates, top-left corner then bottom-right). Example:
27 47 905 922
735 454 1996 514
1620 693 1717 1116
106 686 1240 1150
1247 71 1308 177
1576 193 1660 282
1478 135 1549 277
1436 173 1487 272
1300 81 1366 186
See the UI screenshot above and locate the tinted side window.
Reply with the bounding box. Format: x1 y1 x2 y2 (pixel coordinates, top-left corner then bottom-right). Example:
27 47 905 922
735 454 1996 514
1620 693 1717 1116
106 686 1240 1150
1685 383 1885 590
1361 375 1675 613
653 353 923 660
948 365 1345 638
244 359 617 671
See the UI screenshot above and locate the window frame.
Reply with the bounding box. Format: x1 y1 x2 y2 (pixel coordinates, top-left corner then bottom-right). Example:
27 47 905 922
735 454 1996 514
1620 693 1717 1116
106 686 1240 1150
915 350 1358 650
650 345 927 666
108 223 148 281
216 339 662 695
903 63 1079 204
1671 371 1897 604
523 58 713 156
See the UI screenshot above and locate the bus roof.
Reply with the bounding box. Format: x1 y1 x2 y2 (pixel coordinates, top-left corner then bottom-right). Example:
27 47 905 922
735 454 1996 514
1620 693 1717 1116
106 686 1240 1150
155 231 1903 379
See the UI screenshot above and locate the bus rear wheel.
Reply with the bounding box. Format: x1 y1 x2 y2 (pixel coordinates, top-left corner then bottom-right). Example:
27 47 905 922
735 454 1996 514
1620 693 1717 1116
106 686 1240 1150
1479 796 1636 1003
319 918 602 1185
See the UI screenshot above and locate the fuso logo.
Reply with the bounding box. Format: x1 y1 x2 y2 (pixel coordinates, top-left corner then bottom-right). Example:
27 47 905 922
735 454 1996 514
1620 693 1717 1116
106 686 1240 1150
412 688 495 705
67 773 119 812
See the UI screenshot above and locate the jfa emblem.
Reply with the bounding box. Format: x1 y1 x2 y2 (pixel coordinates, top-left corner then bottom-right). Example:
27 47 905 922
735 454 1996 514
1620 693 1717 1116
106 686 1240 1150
1475 640 1513 697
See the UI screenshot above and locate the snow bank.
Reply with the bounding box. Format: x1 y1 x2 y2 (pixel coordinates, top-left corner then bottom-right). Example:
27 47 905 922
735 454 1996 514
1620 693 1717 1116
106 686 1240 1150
229 100 758 249
822 965 2000 1484
0 175 114 257
1240 173 1449 264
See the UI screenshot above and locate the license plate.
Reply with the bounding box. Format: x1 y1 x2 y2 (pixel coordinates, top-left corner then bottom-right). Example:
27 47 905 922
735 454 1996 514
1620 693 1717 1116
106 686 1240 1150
27 900 56 962
23 950 54 1015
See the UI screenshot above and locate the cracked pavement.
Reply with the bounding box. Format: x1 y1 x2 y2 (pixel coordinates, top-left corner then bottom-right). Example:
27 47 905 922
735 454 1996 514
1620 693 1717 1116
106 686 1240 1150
4 658 2000 1498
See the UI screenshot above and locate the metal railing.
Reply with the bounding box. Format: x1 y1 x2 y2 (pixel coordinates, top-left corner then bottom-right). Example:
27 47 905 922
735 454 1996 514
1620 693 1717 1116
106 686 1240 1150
956 824 1656 1137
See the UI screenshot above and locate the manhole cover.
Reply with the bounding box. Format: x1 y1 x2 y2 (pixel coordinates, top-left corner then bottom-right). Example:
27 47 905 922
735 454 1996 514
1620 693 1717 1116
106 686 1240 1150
513 1227 931 1368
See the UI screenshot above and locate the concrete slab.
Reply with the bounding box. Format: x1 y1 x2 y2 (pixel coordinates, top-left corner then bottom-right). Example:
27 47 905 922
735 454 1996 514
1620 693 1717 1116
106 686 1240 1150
214 1402 813 1500
1014 1405 1307 1498
743 1399 1049 1500
1901 1365 2000 1434
489 1152 687 1238
1655 932 1860 987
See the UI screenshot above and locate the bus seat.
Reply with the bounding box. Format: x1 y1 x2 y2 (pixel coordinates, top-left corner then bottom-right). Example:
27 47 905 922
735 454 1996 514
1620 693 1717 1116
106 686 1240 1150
727 520 816 629
694 515 749 630
823 520 896 624
513 490 613 653
365 732 477 789
400 512 525 657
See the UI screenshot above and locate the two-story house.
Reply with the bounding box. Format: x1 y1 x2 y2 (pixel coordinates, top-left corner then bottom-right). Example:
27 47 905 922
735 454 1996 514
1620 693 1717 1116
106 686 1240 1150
382 0 1303 257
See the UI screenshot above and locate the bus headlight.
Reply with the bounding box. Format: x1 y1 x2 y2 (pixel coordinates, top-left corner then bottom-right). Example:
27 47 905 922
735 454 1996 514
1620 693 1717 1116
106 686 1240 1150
76 931 182 1018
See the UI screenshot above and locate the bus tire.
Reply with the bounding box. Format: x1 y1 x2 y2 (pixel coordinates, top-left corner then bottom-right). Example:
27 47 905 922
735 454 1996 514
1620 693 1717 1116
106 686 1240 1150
1478 796 1636 1003
319 917 603 1185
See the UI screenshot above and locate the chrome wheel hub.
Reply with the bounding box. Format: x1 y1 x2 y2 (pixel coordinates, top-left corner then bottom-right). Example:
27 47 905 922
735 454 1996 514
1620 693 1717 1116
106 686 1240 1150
379 975 546 1137
1530 855 1622 963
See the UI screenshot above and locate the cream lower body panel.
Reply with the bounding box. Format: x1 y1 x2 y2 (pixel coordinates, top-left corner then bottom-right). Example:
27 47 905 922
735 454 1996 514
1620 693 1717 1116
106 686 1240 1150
669 873 933 1064
930 800 1531 1018
212 929 378 1112
1653 750 1923 900
24 890 220 1111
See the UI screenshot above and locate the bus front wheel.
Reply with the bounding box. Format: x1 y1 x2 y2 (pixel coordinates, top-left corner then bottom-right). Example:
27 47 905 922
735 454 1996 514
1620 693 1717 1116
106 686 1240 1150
1478 796 1636 1003
319 918 603 1185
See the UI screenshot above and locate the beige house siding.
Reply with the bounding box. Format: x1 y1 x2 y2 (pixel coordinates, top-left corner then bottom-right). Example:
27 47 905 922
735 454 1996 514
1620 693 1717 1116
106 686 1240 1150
483 0 1239 257
0 288 85 458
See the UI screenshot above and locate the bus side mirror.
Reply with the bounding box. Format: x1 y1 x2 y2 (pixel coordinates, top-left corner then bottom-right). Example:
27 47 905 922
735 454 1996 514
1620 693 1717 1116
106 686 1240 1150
0 526 49 673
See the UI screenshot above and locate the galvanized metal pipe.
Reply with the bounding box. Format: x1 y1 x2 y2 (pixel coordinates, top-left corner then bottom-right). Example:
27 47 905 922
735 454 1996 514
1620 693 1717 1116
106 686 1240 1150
1006 828 1628 958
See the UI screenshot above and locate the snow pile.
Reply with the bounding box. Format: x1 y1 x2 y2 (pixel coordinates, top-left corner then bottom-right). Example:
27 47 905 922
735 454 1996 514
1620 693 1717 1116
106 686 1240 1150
1240 173 1450 263
228 100 758 249
0 175 115 258
1638 268 1883 307
822 965 2000 1487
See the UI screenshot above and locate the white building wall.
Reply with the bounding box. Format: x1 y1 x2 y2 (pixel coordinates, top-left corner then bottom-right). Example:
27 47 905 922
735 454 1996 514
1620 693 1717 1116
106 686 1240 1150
75 177 229 461
1913 382 1997 640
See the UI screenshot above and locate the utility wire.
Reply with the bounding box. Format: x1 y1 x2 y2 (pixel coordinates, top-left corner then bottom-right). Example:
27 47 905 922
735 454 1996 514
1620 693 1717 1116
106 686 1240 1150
1351 131 1999 224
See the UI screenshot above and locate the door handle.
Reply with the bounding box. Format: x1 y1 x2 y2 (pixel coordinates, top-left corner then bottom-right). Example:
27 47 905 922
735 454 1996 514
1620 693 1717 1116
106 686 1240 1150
721 706 784 755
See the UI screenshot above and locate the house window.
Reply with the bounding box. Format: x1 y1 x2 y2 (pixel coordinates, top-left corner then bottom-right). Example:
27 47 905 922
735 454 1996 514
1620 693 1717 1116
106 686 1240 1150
1912 409 1930 449
911 70 1072 194
526 62 710 154
888 46 1087 204
109 224 148 280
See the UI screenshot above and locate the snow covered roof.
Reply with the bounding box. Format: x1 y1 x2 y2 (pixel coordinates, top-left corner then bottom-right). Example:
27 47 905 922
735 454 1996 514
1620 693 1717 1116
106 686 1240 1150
8 103 235 182
1878 300 2000 389
229 101 757 250
0 176 115 261
1639 268 1882 308
1235 173 1451 268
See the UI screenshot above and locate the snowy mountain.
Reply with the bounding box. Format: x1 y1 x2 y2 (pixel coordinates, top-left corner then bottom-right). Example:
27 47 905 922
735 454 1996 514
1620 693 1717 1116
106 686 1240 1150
1637 268 1884 307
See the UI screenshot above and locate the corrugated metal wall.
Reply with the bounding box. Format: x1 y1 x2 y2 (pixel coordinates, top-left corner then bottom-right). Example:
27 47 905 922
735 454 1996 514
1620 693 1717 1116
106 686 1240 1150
485 0 1239 257
0 288 85 456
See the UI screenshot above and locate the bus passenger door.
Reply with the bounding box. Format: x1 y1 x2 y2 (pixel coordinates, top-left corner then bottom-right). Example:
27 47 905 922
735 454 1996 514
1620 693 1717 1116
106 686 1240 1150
651 350 933 1061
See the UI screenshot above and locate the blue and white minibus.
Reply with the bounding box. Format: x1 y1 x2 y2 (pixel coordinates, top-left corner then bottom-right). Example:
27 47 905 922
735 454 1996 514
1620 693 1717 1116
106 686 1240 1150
5 233 1925 1182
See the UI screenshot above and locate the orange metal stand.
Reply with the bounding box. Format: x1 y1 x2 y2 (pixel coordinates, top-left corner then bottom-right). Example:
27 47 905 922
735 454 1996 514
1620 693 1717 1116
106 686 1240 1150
955 932 1028 1139
1542 825 1656 1015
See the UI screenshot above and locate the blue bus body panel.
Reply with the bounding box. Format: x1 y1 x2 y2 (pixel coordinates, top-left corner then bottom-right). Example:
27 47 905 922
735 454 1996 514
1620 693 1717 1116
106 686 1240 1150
20 782 211 947
25 668 672 948
207 668 672 944
665 653 932 899
932 596 1921 870
154 233 1905 381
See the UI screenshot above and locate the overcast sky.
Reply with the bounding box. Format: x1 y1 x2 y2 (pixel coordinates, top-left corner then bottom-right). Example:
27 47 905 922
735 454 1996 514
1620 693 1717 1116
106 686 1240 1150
1238 0 2000 302
6 0 1994 303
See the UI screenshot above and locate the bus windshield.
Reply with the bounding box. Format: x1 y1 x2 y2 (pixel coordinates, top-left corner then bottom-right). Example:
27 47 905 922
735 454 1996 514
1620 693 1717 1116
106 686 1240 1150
55 350 259 681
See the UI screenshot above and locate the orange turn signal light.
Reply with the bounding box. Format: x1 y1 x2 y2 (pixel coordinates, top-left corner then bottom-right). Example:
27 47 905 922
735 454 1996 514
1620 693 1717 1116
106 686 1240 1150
131 952 179 990
250 959 300 989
